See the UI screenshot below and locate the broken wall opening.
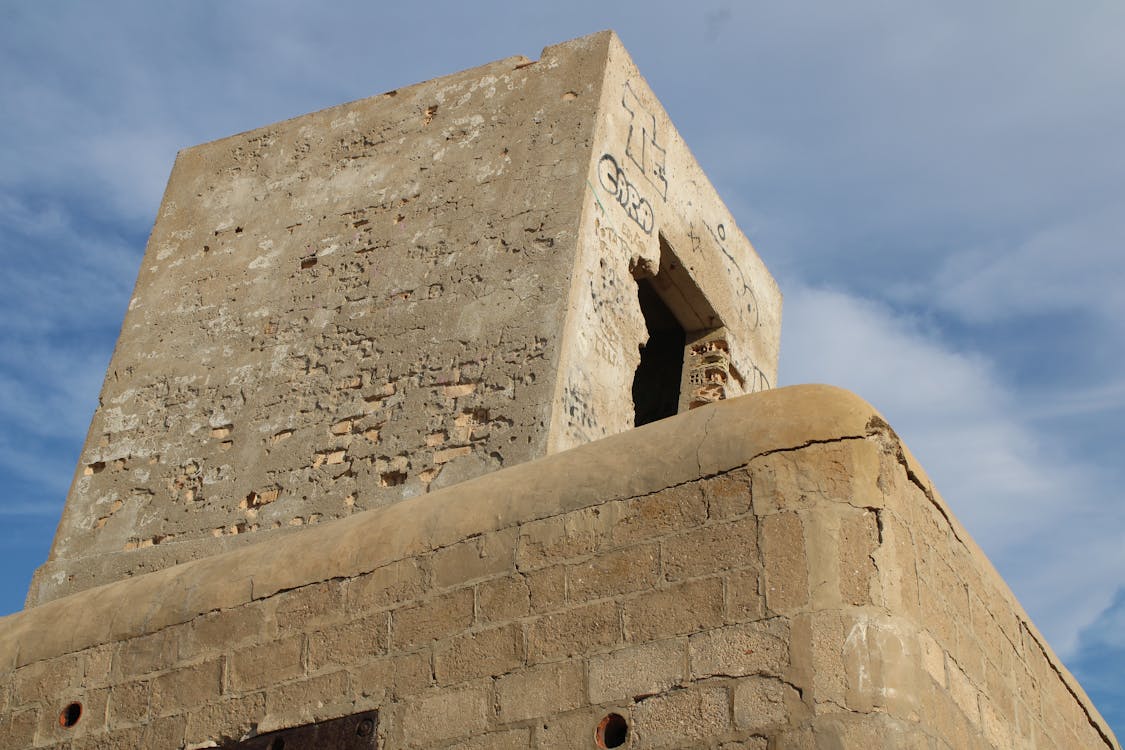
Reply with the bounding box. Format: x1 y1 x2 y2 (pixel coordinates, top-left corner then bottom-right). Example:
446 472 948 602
632 278 685 425
631 234 727 425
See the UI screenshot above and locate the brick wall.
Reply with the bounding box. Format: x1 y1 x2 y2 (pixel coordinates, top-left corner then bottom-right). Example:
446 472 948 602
0 387 1116 748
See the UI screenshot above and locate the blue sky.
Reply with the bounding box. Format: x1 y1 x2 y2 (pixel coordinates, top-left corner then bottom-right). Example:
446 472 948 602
2 0 1122 735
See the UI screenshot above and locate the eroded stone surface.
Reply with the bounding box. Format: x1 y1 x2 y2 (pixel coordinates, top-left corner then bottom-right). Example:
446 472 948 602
31 31 781 604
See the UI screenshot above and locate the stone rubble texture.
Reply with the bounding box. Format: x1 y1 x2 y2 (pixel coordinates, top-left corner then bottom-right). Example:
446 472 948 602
1 30 1117 750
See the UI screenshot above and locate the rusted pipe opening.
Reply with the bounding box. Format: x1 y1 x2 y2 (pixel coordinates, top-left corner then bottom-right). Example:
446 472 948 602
595 712 628 748
59 702 82 728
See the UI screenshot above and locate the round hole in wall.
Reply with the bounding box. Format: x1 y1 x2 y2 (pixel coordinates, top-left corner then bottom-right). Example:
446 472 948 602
595 713 628 748
58 702 82 728
269 738 285 750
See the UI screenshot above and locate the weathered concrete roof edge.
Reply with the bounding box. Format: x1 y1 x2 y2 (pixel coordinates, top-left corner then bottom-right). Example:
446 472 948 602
173 29 620 156
4 385 864 656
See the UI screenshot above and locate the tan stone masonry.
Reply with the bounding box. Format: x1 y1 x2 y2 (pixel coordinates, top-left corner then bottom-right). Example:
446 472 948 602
0 386 1116 748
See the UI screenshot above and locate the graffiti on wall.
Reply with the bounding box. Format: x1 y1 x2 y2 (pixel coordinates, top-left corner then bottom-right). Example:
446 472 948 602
621 82 668 200
687 220 760 332
597 153 654 234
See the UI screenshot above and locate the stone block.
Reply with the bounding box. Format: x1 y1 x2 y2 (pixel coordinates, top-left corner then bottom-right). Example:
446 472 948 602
273 580 347 632
307 611 390 672
732 676 794 734
476 575 531 624
587 639 685 704
391 588 475 651
566 543 659 603
689 618 789 679
82 647 114 689
518 507 604 570
11 654 81 707
725 568 766 623
184 692 266 747
108 679 150 726
606 482 708 546
703 470 753 520
496 660 585 723
877 513 919 614
229 634 304 692
0 709 37 750
446 727 531 750
433 527 517 588
150 660 222 716
349 557 430 611
837 509 879 606
399 683 490 747
72 725 142 749
841 616 923 720
661 516 758 581
789 611 847 708
524 565 567 613
631 686 730 747
750 441 880 515
134 714 187 748
759 512 808 615
918 630 946 688
263 670 351 726
113 630 181 679
623 577 724 642
527 601 620 663
980 694 1012 749
434 623 524 685
946 658 980 726
533 707 615 750
353 651 432 703
185 603 275 660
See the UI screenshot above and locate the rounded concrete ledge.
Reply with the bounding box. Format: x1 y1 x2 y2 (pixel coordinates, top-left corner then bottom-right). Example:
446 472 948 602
0 383 1117 748
2 384 877 666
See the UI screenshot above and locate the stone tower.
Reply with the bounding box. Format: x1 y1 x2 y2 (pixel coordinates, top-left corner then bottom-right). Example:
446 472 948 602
30 31 780 606
0 31 1117 750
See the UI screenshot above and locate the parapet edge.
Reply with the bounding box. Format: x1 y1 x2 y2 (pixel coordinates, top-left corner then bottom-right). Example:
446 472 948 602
3 384 869 665
0 382 1116 746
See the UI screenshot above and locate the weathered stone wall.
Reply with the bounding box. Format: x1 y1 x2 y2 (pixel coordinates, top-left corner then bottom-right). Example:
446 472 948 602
33 34 606 602
1 388 1114 749
31 31 782 605
549 34 780 451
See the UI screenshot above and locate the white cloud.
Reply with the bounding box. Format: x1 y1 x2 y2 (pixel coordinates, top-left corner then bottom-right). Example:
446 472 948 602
933 207 1125 324
780 283 1123 655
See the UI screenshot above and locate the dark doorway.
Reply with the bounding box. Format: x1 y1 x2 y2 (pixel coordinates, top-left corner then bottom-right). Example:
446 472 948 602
632 278 686 426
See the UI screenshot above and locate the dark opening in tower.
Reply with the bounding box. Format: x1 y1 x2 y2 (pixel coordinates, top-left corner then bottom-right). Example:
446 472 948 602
630 233 724 427
632 277 687 426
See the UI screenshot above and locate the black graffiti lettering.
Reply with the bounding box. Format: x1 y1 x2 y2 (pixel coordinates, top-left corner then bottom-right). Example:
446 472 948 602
597 154 620 197
621 82 669 200
704 220 759 330
688 224 702 254
748 364 771 392
597 154 655 234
